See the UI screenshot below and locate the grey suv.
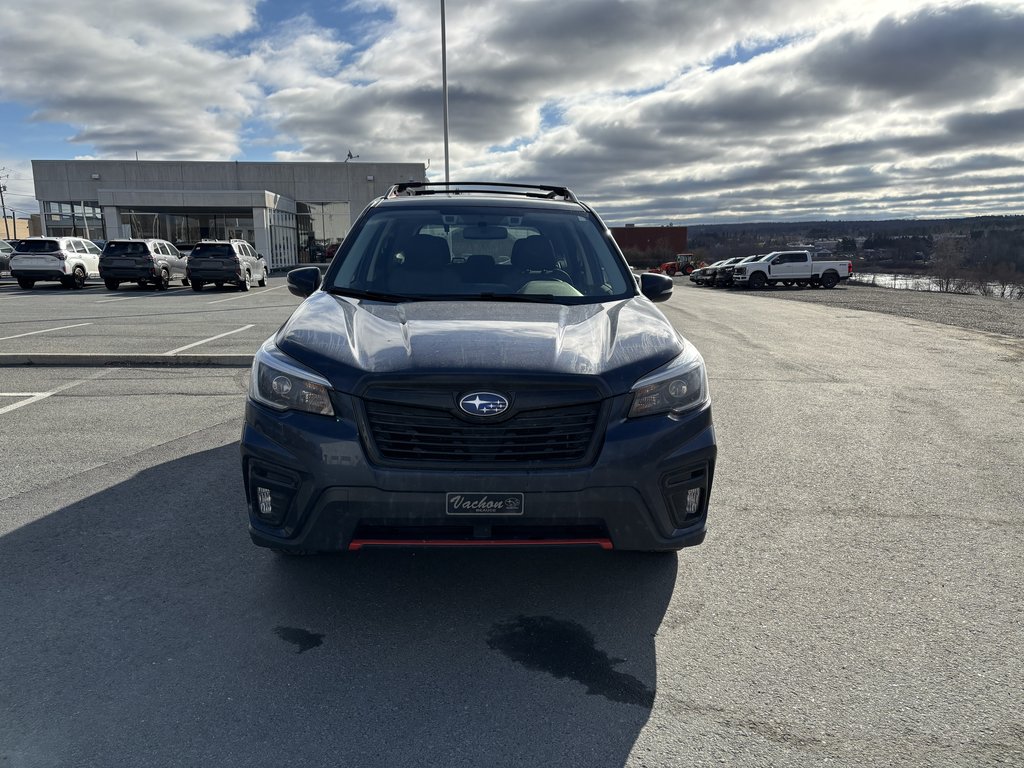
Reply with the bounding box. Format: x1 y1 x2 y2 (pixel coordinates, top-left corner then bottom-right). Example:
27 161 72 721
0 239 12 275
241 182 716 554
187 239 268 291
99 238 189 290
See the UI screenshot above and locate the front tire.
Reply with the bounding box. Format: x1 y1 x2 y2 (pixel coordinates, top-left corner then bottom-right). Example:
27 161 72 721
748 272 767 290
258 268 268 287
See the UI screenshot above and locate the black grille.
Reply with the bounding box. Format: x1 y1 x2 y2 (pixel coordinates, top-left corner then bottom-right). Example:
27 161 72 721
364 400 601 465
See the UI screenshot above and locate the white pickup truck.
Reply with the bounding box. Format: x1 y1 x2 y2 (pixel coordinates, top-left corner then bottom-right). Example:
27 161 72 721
730 250 853 289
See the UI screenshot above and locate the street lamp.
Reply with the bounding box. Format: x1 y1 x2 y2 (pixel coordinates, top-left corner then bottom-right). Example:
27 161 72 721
441 0 450 186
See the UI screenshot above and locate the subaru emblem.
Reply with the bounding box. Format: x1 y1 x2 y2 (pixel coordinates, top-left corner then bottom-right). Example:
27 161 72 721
459 392 510 417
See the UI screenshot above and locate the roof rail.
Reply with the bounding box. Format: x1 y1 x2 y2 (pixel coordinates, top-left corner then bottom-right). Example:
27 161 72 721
385 181 579 203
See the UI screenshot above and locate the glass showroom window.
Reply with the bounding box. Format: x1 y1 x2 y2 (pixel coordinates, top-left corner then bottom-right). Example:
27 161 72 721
44 201 104 238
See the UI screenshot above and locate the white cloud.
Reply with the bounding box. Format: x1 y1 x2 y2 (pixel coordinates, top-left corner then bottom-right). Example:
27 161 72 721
2 0 1024 220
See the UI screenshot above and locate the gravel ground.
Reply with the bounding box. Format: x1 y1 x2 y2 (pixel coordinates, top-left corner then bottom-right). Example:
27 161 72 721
715 279 1024 339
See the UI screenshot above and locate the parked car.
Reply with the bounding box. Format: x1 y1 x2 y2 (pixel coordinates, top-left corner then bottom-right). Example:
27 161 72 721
9 236 102 289
689 259 728 286
0 239 13 275
186 239 268 291
241 181 716 555
99 238 189 290
731 250 853 289
701 257 746 287
715 254 766 287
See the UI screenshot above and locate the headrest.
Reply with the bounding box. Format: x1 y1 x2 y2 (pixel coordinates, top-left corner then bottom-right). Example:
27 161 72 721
510 235 556 271
404 234 451 269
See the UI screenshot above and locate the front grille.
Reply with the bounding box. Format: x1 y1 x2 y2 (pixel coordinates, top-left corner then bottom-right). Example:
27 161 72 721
364 399 601 466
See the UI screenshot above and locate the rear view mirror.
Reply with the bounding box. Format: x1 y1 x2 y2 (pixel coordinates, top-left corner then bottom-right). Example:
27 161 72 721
287 266 322 297
462 224 508 240
639 272 673 302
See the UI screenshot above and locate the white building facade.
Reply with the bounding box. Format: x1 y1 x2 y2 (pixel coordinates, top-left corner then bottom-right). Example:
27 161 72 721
31 160 426 270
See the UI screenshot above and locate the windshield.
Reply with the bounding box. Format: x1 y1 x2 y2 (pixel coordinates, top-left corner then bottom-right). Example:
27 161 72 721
190 243 235 258
104 241 152 256
14 239 60 253
325 205 633 303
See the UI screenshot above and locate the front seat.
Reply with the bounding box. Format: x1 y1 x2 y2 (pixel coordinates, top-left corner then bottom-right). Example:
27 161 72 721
389 234 456 294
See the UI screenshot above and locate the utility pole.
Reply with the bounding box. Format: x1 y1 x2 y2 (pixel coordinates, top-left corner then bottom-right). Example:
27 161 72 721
440 0 450 186
0 168 10 239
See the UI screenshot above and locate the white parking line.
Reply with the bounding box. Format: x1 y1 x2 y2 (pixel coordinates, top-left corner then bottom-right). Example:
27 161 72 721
163 324 255 355
96 287 189 304
0 323 92 342
0 371 110 416
0 393 51 415
207 285 286 304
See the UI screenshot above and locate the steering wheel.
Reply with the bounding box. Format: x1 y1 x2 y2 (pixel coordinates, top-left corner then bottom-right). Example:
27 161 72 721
544 269 573 283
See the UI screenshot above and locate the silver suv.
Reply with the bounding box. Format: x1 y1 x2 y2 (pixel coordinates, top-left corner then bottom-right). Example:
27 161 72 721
99 238 189 291
10 236 103 289
186 239 268 292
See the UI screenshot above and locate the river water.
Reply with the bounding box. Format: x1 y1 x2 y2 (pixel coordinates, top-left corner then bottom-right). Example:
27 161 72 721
849 272 1022 300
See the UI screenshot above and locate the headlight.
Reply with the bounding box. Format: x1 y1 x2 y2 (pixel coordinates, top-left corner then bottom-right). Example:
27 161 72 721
628 343 709 418
249 339 334 416
734 267 746 275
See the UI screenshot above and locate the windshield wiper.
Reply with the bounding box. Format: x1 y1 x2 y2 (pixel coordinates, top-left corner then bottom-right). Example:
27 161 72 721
328 287 563 303
473 292 557 303
326 287 417 302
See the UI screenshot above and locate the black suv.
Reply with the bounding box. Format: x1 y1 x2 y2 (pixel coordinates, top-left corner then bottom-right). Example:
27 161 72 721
241 182 716 553
187 239 268 291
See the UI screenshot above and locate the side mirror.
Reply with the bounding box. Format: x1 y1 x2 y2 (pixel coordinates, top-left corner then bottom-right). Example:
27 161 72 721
287 266 322 298
639 272 673 303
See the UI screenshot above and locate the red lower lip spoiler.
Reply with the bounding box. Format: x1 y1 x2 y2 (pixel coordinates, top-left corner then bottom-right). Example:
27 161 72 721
348 538 613 551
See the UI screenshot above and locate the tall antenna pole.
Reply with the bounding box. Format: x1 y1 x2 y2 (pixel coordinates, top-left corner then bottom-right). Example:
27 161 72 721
0 168 10 239
440 0 450 186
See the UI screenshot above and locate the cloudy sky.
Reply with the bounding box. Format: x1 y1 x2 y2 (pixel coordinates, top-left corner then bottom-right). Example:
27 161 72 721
1 0 1023 224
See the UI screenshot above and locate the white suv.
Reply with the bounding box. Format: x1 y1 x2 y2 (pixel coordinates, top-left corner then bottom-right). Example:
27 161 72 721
10 236 103 289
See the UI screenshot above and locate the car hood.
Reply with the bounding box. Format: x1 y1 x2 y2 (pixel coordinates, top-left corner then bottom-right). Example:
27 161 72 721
275 291 684 394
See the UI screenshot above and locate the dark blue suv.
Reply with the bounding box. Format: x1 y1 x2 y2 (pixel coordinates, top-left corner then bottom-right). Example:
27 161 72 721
241 182 716 553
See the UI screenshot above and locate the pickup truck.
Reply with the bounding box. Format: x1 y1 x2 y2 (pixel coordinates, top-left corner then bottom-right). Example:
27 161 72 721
731 250 853 289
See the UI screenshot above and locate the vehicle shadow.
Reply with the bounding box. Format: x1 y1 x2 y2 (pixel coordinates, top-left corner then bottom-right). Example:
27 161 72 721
0 443 677 768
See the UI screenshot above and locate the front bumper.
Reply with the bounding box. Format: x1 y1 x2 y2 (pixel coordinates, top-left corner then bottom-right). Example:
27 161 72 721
100 264 159 281
240 397 716 552
188 265 242 282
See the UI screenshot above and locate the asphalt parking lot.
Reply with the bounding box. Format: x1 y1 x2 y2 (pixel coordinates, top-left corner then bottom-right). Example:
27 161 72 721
1 277 1021 767
0 275 299 363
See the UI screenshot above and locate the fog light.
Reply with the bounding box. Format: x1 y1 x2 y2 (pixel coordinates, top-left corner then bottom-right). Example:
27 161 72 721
248 462 300 527
662 464 709 529
257 486 274 517
685 488 701 516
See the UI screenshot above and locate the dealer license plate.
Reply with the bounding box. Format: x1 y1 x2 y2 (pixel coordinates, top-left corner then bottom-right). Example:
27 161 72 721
446 493 524 516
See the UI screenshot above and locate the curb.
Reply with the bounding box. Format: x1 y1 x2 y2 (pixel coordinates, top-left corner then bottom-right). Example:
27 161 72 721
0 353 254 367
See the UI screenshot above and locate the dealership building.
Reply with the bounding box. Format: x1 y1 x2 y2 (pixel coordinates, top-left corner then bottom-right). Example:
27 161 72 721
30 159 426 270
